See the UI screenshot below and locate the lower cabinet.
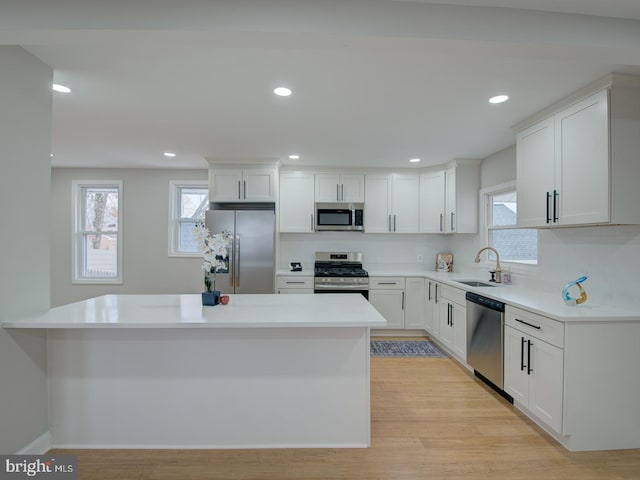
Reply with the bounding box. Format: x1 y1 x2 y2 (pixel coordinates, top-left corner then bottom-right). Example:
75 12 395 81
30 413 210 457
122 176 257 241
276 276 314 294
436 285 467 361
504 307 564 433
404 277 426 329
369 277 406 329
425 280 441 337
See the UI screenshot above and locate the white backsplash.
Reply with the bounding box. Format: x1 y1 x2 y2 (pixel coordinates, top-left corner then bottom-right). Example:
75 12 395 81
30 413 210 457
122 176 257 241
279 232 448 273
451 225 640 306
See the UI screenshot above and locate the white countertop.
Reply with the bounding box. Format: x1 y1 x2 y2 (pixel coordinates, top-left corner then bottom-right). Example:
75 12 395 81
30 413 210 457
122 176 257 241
2 294 387 329
389 270 640 322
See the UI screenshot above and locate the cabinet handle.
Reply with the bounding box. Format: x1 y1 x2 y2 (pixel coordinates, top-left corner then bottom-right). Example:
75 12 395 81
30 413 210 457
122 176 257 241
449 304 453 326
435 284 439 304
401 291 405 310
450 212 455 231
285 281 306 284
515 318 541 330
428 281 432 301
553 190 559 223
311 214 314 231
378 282 398 285
527 339 533 375
393 214 397 232
337 184 340 201
439 213 443 232
341 184 344 201
388 214 391 232
238 181 241 200
520 337 526 371
244 180 247 199
546 192 551 224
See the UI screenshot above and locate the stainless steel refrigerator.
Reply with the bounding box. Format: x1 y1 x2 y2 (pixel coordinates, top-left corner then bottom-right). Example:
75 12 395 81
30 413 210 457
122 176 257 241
205 208 275 294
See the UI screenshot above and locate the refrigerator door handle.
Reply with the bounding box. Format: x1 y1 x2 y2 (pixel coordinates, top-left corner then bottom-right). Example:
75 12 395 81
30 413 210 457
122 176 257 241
235 234 241 287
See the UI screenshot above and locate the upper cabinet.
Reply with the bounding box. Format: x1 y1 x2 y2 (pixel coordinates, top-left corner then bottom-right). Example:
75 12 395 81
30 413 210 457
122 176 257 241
279 172 315 233
315 173 365 203
419 162 480 234
515 74 640 227
209 166 276 202
364 174 419 233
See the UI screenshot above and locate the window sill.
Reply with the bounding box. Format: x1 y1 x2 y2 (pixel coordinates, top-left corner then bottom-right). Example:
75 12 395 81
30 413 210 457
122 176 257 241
72 278 123 285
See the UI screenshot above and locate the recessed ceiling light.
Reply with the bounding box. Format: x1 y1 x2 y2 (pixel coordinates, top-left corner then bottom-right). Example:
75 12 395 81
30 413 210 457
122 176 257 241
489 94 509 104
52 83 71 93
274 87 292 97
409 158 421 163
288 154 300 160
163 152 176 158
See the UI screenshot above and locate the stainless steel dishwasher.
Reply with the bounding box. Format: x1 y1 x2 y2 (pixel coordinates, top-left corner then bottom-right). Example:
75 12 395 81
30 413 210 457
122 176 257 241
466 292 509 396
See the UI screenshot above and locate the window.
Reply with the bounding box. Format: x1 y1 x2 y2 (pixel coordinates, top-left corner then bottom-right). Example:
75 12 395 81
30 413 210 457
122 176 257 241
73 180 123 283
169 181 209 256
483 182 537 265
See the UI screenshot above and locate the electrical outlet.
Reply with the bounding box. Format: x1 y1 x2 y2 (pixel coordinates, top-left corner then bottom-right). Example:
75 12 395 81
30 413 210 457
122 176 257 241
417 254 424 263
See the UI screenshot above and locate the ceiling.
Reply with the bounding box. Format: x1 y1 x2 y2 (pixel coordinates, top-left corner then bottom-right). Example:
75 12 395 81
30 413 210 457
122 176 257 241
2 0 640 169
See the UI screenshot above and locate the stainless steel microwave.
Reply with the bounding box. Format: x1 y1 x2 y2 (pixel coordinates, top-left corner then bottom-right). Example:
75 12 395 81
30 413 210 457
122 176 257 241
315 202 364 231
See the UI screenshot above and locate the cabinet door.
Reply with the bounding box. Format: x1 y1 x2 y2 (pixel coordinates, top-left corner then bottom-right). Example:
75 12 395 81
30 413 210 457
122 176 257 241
444 167 457 232
404 277 425 329
438 301 454 349
504 326 530 405
369 290 405 329
243 169 275 201
419 171 446 233
391 174 420 233
529 338 564 433
431 282 441 338
556 90 609 226
516 117 556 227
315 173 341 202
364 175 392 233
341 174 365 203
210 170 243 201
450 301 467 361
279 173 315 232
424 280 435 333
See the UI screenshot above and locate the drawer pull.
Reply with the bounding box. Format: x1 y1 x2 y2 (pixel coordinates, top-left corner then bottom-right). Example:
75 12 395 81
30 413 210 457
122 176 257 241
378 282 398 285
285 281 306 284
515 318 541 330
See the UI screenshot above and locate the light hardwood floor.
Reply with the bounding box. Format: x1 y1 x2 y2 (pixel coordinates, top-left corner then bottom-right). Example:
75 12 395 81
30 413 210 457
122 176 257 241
50 343 640 479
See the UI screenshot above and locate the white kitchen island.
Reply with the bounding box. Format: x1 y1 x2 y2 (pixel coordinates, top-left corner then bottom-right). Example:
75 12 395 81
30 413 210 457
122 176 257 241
2 294 386 449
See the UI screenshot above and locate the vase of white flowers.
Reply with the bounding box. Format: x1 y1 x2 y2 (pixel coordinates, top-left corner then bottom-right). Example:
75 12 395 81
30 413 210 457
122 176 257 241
193 223 232 306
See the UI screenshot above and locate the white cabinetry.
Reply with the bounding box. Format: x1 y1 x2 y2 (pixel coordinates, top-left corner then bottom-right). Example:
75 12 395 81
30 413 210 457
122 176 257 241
437 285 467 360
279 172 315 233
369 277 405 329
364 174 419 233
419 162 479 234
516 75 640 227
425 280 441 337
210 166 276 202
404 277 426 329
276 276 314 294
316 173 364 203
504 306 564 433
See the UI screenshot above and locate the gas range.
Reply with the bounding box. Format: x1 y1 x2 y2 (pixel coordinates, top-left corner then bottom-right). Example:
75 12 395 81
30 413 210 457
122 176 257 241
314 252 369 297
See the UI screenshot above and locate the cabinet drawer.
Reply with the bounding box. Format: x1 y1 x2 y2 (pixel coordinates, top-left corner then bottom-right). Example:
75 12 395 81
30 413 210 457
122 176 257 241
276 276 314 289
506 306 564 348
369 277 405 289
440 284 467 306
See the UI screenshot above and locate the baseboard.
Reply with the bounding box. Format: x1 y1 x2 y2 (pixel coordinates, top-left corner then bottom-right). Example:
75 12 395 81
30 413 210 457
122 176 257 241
50 442 369 450
371 329 427 337
16 431 52 454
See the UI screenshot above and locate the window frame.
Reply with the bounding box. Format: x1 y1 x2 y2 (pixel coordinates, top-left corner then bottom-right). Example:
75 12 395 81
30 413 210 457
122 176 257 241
479 181 538 270
72 179 123 284
168 180 209 257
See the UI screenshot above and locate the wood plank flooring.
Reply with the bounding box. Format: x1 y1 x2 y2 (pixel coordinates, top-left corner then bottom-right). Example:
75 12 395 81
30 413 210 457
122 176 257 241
50 342 640 479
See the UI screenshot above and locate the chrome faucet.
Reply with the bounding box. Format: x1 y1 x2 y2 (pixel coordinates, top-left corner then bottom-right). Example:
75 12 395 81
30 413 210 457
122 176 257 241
475 247 503 283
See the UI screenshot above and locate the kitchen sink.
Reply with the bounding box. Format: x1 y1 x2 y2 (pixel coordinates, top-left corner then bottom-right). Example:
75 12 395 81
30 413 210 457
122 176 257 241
456 280 496 287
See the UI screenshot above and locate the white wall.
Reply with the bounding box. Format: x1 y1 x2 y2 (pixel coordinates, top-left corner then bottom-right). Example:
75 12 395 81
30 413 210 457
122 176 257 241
453 144 640 305
51 168 208 306
0 47 51 453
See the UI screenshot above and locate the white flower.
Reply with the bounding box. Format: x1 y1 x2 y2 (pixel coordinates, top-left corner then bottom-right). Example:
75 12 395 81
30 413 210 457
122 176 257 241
193 223 231 275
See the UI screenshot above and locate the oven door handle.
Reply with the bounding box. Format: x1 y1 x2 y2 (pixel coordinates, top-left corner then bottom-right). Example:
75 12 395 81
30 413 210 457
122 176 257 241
314 284 369 290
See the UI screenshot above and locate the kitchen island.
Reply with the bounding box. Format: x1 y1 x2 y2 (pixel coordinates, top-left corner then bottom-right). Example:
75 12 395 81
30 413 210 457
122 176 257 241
2 294 386 449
